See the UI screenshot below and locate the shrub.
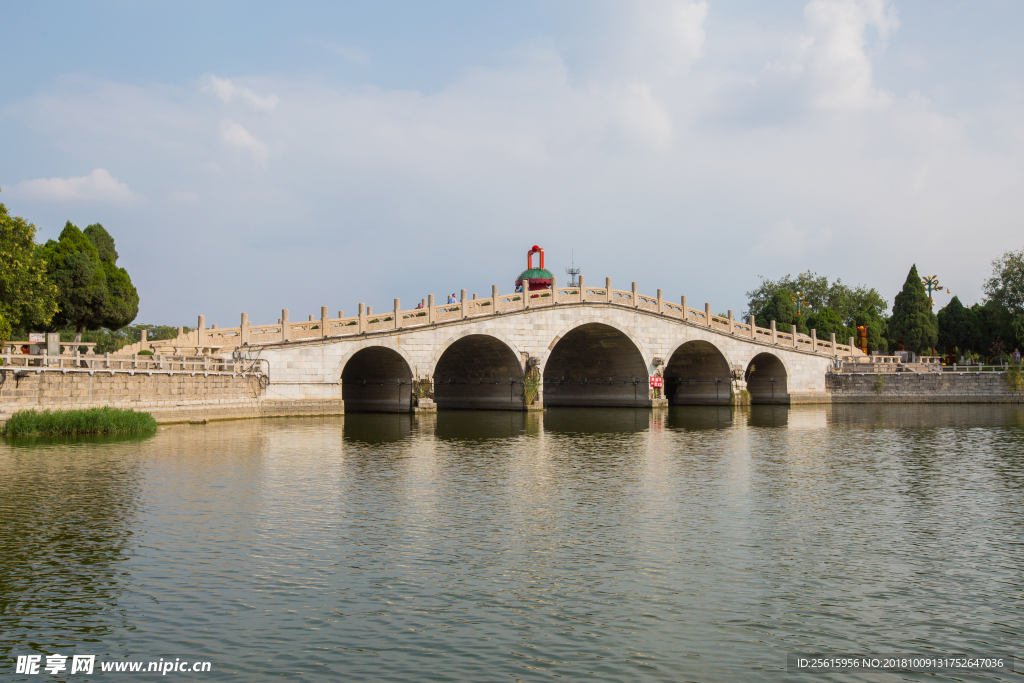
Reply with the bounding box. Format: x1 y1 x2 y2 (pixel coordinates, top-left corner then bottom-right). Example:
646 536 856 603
138 349 153 355
4 407 157 437
1008 362 1023 392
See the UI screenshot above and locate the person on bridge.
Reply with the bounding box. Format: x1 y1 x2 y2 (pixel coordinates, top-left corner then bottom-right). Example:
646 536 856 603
447 293 457 304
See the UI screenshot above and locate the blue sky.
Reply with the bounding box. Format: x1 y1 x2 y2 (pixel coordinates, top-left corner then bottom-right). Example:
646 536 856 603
3 1 1023 326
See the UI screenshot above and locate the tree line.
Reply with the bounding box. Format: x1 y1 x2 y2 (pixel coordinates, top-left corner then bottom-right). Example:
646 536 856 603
1 193 142 352
746 249 1024 362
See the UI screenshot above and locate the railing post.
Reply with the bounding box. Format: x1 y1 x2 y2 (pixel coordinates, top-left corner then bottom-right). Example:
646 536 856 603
657 289 663 314
748 315 755 339
140 328 148 352
240 312 249 345
578 275 585 303
491 286 498 314
358 304 366 333
461 289 467 318
551 276 557 304
632 282 638 307
811 328 817 351
705 303 712 327
281 309 290 341
830 332 836 352
792 325 798 348
321 306 329 337
606 277 612 303
198 315 206 348
523 279 530 308
427 296 435 324
394 299 402 329
681 295 687 320
849 336 855 353
727 310 734 333
770 320 777 344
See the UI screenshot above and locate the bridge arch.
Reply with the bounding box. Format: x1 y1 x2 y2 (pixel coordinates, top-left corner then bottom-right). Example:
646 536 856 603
432 333 525 410
664 340 731 405
543 321 649 407
744 352 790 404
340 345 414 412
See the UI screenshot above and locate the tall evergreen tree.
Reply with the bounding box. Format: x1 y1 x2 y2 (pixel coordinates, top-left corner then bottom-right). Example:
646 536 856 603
937 296 980 355
39 222 138 341
889 264 938 354
85 223 138 330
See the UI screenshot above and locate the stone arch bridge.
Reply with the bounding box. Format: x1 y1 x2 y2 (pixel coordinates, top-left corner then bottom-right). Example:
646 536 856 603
172 279 859 412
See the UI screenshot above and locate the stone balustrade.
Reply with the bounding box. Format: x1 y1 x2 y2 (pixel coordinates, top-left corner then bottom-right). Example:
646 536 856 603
113 279 860 358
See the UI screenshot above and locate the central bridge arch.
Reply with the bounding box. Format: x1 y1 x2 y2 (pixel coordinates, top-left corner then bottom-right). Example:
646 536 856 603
543 322 649 407
433 334 525 410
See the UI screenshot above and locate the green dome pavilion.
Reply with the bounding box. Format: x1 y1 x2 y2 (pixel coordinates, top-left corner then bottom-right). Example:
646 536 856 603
516 245 553 291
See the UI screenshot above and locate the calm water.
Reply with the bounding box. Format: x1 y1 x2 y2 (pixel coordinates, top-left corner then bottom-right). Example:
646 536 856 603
1 406 1023 682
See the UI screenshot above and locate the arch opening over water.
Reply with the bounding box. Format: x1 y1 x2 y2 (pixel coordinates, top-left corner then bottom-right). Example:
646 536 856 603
341 347 414 413
433 335 525 410
664 341 731 406
745 353 789 404
543 323 648 407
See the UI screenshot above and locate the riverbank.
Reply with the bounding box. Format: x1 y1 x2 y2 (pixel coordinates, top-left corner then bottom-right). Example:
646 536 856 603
0 369 344 426
826 371 1024 403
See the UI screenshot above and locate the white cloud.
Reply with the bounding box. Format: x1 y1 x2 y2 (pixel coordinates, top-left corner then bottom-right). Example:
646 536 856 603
206 76 279 112
220 120 268 163
9 169 138 204
803 0 899 110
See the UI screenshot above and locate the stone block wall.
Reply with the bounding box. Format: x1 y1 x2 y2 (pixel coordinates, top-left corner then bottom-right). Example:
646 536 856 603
827 372 1024 403
0 371 343 425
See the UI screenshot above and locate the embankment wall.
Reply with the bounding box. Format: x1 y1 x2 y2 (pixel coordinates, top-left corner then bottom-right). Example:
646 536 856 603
0 370 343 425
827 372 1024 403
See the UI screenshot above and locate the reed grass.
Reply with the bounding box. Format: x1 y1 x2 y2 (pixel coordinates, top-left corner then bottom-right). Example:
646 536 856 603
3 407 157 437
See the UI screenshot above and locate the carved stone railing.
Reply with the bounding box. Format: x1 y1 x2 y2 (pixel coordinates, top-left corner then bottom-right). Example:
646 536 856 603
110 275 861 358
2 350 265 376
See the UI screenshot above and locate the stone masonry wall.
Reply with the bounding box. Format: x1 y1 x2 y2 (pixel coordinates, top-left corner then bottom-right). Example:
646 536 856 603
827 372 1024 403
0 370 344 425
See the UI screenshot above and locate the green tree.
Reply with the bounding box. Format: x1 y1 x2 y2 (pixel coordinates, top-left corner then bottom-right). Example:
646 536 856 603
937 296 980 355
853 309 888 353
39 222 138 341
0 198 58 347
85 224 138 330
983 245 1024 347
754 290 797 329
806 307 853 342
746 271 888 331
889 264 939 354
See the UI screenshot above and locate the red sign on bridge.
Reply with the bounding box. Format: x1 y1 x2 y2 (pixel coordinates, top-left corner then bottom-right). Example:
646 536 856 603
649 376 664 388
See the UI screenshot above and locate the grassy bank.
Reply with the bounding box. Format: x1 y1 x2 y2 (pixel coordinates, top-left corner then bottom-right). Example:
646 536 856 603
3 407 157 437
